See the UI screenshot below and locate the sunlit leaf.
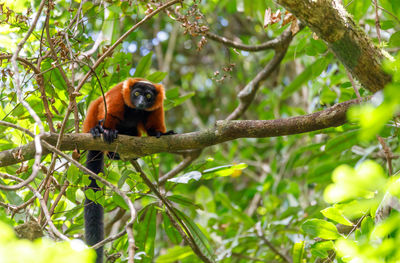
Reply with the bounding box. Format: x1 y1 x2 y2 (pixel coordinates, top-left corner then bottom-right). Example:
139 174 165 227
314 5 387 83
168 194 203 210
135 205 157 262
113 194 129 210
162 213 182 245
167 171 201 184
321 206 353 226
134 52 153 78
302 219 341 240
156 246 193 263
173 208 216 263
292 241 305 263
310 241 333 258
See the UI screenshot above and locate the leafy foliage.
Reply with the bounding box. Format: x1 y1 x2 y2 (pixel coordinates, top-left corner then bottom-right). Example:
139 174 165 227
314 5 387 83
0 0 399 262
0 221 94 262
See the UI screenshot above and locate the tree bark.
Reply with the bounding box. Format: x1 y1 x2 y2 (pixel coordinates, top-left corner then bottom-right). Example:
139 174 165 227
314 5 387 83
277 0 391 92
0 99 363 167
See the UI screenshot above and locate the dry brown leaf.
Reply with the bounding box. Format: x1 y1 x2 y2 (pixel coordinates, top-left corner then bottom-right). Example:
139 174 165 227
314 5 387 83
282 11 295 27
290 19 300 35
264 8 281 28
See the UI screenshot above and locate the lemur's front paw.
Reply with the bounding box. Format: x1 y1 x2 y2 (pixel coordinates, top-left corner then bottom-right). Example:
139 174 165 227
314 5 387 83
147 129 176 138
163 130 176 136
90 124 104 138
103 129 118 144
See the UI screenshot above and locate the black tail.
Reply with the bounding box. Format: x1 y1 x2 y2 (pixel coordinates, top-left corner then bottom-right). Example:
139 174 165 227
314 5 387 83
84 150 104 263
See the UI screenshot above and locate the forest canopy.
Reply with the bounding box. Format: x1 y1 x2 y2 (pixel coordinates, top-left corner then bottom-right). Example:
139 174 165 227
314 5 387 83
0 0 399 262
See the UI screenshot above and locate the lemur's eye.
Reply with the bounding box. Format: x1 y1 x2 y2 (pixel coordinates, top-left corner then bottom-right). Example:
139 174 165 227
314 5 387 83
146 94 152 99
134 92 139 96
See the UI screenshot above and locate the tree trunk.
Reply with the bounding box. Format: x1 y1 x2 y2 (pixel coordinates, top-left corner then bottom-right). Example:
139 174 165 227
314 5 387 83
277 0 391 92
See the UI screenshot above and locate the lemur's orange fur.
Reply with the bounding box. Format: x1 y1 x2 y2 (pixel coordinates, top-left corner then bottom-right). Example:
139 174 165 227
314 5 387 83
83 78 166 136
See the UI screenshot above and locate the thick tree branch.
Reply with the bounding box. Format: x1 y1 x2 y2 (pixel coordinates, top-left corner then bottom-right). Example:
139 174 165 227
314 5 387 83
205 25 294 52
277 0 391 92
0 99 364 167
227 48 288 120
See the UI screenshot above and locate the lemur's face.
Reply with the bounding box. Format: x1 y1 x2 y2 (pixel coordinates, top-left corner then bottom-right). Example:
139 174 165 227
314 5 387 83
130 82 158 110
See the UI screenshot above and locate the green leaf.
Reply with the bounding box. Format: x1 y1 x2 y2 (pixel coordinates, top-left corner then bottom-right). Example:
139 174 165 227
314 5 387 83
156 246 193 263
320 87 337 104
381 20 395 30
108 4 122 14
168 195 203 210
324 161 387 203
195 185 215 213
165 87 180 99
66 165 80 185
292 241 305 263
164 91 195 111
147 72 167 83
360 216 374 235
282 62 312 99
66 188 76 203
136 205 157 262
202 163 247 179
310 241 334 258
389 31 400 47
134 52 153 78
82 175 91 187
301 219 341 240
82 2 94 13
167 171 201 184
85 189 96 202
101 10 117 45
344 0 370 21
312 55 332 77
325 130 359 153
215 193 254 227
173 208 216 263
0 221 95 262
113 194 129 210
5 191 23 206
95 191 105 206
321 207 353 226
118 172 129 188
162 213 182 245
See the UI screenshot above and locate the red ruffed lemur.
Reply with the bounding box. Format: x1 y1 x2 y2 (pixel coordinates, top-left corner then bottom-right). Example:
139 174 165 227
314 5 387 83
82 78 174 263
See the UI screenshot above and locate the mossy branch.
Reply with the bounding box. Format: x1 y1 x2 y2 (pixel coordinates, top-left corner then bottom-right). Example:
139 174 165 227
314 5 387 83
0 99 363 167
277 0 391 92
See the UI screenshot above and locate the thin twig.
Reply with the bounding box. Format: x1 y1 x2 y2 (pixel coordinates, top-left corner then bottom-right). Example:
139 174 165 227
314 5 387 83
131 160 214 263
255 223 292 263
0 55 40 74
162 23 180 86
373 0 381 43
75 0 183 92
159 149 201 185
377 136 393 175
92 229 127 250
39 140 137 263
346 70 361 99
376 5 400 24
227 49 287 120
8 0 47 191
0 173 68 241
205 29 290 52
231 252 266 262
49 180 70 216
226 25 301 120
